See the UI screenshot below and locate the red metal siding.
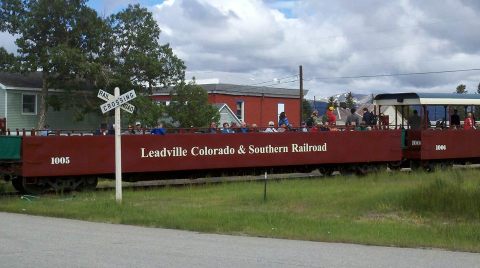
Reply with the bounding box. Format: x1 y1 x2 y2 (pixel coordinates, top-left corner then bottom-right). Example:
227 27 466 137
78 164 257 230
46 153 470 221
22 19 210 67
152 93 301 127
21 131 402 177
209 94 301 127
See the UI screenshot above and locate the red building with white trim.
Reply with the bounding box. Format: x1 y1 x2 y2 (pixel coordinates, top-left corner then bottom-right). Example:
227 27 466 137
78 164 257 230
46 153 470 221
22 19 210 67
152 83 306 127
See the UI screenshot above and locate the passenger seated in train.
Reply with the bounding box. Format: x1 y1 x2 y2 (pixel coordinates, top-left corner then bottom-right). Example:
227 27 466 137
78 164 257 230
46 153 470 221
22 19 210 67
264 121 277 132
39 124 50 136
239 122 249 133
277 123 287 132
134 122 143 134
123 125 135 135
95 123 108 135
250 123 259 132
150 123 166 135
221 122 234 133
306 110 320 127
278 112 291 130
230 122 239 133
435 118 446 129
301 122 308 132
209 122 218 133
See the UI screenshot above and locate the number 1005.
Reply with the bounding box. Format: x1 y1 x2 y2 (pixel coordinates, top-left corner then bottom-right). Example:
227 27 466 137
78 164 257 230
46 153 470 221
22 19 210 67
51 157 70 164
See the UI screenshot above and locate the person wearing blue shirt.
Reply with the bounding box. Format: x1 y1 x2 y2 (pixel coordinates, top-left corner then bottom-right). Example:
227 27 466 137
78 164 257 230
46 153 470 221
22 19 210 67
278 112 290 130
221 122 234 133
239 122 249 133
150 123 166 135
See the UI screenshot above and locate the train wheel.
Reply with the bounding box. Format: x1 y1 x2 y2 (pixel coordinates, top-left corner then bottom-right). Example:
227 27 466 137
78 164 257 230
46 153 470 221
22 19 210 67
388 161 402 171
355 165 369 176
338 166 355 176
318 167 335 177
410 161 421 171
11 178 25 193
435 161 453 170
83 177 98 191
14 177 49 195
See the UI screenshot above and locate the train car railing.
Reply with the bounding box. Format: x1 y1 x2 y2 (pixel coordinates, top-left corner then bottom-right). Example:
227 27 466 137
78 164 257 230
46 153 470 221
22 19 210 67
5 123 476 138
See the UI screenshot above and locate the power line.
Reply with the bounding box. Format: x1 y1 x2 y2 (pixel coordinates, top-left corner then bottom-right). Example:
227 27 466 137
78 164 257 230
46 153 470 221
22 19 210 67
305 68 480 81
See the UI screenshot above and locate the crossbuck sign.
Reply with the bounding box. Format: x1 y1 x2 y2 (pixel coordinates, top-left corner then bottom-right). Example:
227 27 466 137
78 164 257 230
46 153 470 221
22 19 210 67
97 87 136 203
98 89 136 113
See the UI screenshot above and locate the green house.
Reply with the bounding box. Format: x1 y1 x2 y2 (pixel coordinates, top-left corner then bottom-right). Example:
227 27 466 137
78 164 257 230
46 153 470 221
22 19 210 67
0 72 103 133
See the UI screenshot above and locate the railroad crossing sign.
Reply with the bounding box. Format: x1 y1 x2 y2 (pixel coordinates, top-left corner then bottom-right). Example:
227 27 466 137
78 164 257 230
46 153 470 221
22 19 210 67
98 89 136 114
97 87 136 203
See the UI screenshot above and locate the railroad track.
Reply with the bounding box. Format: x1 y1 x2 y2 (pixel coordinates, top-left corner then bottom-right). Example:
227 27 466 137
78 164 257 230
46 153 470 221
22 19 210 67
0 171 322 197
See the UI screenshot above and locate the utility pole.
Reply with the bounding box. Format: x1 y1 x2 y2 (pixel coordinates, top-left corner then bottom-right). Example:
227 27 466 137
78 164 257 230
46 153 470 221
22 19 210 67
299 65 304 126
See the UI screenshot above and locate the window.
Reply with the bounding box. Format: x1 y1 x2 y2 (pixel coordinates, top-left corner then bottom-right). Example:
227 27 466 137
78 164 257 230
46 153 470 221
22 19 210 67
22 94 37 115
236 101 244 121
277 103 285 118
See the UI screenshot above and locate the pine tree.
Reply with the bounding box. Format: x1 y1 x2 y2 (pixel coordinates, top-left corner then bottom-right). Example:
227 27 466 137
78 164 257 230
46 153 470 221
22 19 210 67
345 92 355 108
456 84 467 94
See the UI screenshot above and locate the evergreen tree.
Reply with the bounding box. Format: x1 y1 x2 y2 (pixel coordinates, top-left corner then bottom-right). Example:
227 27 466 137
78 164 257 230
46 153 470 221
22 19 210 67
302 99 313 123
327 96 337 108
104 4 185 94
456 84 467 94
345 92 355 108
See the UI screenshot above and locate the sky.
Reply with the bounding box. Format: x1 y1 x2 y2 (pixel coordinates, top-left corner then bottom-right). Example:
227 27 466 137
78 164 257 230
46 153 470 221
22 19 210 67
2 0 480 99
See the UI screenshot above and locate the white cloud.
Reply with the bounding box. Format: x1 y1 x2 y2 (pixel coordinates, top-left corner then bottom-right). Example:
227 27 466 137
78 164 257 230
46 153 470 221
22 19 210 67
152 0 480 97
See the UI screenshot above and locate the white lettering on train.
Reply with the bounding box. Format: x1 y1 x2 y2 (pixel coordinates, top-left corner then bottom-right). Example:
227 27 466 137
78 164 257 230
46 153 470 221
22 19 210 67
141 147 188 158
248 145 289 154
191 146 235 156
50 157 70 165
291 143 327 152
435 144 447 151
140 143 329 158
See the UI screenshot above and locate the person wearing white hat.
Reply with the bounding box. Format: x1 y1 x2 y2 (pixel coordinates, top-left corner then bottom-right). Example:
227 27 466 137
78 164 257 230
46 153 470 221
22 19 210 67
264 121 277 132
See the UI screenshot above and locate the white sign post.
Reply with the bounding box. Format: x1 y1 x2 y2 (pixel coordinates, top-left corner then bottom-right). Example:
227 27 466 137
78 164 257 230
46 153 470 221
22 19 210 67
98 87 136 203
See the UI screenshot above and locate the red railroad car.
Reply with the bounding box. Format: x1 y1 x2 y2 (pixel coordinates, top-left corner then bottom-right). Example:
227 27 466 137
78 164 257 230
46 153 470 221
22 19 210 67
374 92 480 170
1 130 402 193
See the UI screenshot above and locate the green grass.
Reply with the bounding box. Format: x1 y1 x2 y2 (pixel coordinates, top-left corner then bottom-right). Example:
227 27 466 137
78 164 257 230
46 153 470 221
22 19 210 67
1 169 480 252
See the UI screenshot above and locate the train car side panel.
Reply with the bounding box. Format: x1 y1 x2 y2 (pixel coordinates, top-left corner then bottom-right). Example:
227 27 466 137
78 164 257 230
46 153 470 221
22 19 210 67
20 131 402 178
420 130 480 160
122 131 402 173
22 136 114 177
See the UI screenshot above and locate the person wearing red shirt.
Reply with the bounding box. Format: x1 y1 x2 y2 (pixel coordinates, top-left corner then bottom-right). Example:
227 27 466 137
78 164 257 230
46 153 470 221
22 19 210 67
464 112 475 130
326 107 336 126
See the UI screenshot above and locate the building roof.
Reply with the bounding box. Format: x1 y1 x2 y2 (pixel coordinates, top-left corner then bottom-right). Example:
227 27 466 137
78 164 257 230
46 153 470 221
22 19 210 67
374 92 480 106
214 103 242 125
153 83 307 98
0 72 43 89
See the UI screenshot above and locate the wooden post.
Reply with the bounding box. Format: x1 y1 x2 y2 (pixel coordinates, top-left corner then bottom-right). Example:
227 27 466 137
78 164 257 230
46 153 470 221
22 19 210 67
299 65 303 126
